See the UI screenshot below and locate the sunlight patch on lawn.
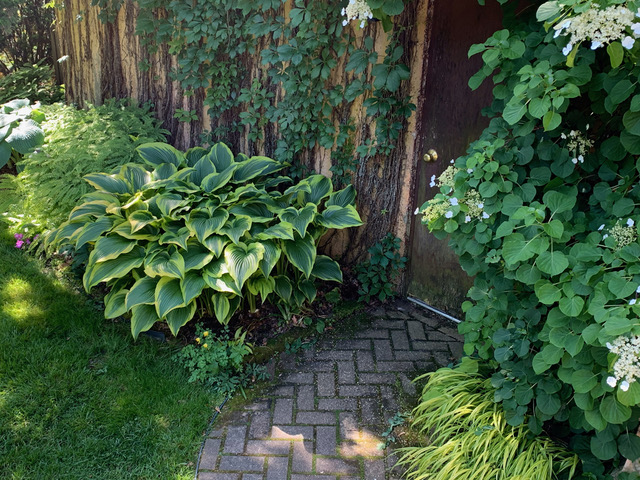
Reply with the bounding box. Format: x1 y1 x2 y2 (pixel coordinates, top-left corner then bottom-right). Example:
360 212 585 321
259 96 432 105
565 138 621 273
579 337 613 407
1 276 43 323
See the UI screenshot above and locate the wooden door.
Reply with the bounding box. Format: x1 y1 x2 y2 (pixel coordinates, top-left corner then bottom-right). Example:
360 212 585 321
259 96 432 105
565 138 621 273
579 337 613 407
407 0 503 316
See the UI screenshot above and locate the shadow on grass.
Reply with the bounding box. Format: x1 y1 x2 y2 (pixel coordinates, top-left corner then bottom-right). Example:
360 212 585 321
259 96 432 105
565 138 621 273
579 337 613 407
0 225 215 480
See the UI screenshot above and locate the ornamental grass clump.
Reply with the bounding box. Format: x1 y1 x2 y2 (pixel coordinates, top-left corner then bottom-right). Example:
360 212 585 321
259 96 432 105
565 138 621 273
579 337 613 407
398 360 579 480
49 141 362 339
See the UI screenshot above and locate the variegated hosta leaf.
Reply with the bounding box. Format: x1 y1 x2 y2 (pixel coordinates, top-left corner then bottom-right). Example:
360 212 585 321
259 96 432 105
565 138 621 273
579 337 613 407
233 156 283 183
166 301 197 335
206 274 242 296
327 185 357 208
131 304 159 339
120 163 151 192
292 287 306 308
155 277 185 318
201 164 237 193
137 142 185 167
224 242 265 290
202 234 228 257
151 162 178 181
279 204 317 237
284 182 312 197
69 200 111 222
220 215 252 245
125 276 158 311
246 276 276 303
159 229 190 250
207 143 235 172
104 287 128 319
111 221 160 241
154 193 187 216
282 233 316 278
299 174 333 205
144 250 185 279
256 222 295 241
211 293 241 324
186 209 229 243
84 173 130 194
83 247 145 291
311 255 343 283
298 279 317 303
229 203 274 223
316 205 363 229
75 216 116 249
191 156 216 186
183 242 214 271
257 240 281 278
185 146 208 166
88 235 137 264
128 210 157 233
181 271 206 304
274 275 292 302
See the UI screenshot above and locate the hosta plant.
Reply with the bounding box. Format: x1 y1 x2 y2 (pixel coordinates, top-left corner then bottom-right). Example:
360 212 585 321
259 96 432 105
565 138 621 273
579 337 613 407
49 142 362 338
0 98 45 170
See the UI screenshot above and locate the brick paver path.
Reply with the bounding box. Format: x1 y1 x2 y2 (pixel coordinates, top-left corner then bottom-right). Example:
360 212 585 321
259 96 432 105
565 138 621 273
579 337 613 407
197 300 463 480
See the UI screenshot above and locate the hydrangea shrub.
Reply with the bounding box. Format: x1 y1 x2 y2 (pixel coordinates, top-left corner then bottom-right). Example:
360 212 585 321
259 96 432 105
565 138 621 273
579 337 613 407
419 0 640 475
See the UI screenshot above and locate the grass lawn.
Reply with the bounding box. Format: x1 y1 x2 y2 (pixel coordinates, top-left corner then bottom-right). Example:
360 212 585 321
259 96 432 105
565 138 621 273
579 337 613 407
0 223 217 479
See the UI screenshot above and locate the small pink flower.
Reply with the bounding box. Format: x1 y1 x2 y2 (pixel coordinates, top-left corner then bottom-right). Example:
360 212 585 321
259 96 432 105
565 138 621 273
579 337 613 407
15 240 24 249
25 238 31 245
14 233 23 241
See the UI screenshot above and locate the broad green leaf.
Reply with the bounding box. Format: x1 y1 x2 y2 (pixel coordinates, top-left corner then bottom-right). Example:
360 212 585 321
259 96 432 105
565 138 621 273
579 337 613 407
279 204 317 237
502 233 538 265
256 222 295 241
585 408 608 431
559 295 585 317
120 164 151 191
224 242 265 290
537 392 561 415
591 437 618 461
326 185 356 208
532 352 551 374
89 235 137 264
536 251 569 276
187 209 229 243
229 203 274 223
155 277 185 318
246 276 275 303
233 156 283 183
571 369 598 393
600 396 632 424
144 250 185 279
83 247 145 291
181 271 206 304
617 381 640 407
220 216 252 244
607 41 624 69
159 229 190 250
130 304 158 339
201 164 237 193
536 1 560 21
155 193 186 216
186 146 207 166
618 434 640 461
211 293 230 324
5 119 44 154
274 275 292 301
609 79 634 106
282 233 316 278
300 174 332 205
206 142 234 172
311 255 343 282
128 210 157 233
69 200 112 221
191 156 216 185
84 173 130 194
202 234 228 257
206 274 242 296
166 301 197 336
503 101 527 125
317 205 363 229
182 243 214 271
125 276 158 311
543 111 561 131
104 287 128 319
137 142 185 167
543 219 564 239
75 216 116 249
257 240 280 278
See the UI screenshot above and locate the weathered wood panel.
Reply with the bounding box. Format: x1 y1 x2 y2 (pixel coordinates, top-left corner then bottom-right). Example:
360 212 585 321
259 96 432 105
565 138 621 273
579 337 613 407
52 1 431 263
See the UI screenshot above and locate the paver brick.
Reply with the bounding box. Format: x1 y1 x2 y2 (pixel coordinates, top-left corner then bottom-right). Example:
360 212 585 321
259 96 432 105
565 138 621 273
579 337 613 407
372 319 405 329
376 361 413 372
317 398 356 411
338 385 377 397
411 340 449 352
273 385 294 396
284 372 314 384
315 350 353 361
199 439 221 470
241 475 263 480
373 340 394 360
364 459 387 480
391 330 410 350
355 350 375 372
245 439 291 455
334 339 371 350
407 321 427 341
198 473 240 480
270 425 314 441
217 455 265 472
291 476 336 480
355 329 389 339
297 384 315 410
337 361 356 384
317 372 336 397
315 425 337 456
358 373 396 384
315 457 359 475
248 411 271 439
223 426 247 454
273 398 294 424
296 411 336 425
291 440 313 473
266 456 289 480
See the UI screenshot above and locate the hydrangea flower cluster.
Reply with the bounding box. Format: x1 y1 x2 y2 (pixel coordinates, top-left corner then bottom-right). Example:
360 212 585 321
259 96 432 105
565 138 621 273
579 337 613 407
560 129 593 164
341 0 373 28
606 218 637 249
606 334 640 391
429 165 458 189
554 5 640 55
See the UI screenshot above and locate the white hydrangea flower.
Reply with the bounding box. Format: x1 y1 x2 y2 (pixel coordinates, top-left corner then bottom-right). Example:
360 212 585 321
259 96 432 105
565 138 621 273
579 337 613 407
627 218 635 227
563 43 574 55
607 376 618 388
633 23 640 35
630 298 637 305
623 35 636 49
591 40 603 49
599 224 605 231
445 211 453 219
621 380 631 391
414 207 420 215
482 212 490 219
450 198 459 206
341 0 373 28
607 335 640 390
465 215 472 223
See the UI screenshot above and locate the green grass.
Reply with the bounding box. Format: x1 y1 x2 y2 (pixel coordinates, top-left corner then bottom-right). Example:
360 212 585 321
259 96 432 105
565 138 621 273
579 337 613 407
0 224 216 479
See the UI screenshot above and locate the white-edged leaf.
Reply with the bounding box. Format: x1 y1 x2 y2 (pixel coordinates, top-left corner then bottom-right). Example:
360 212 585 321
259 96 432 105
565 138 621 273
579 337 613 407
224 242 265 290
311 255 343 282
137 142 185 167
131 304 159 339
282 233 316 278
166 300 197 336
125 276 158 311
155 277 185 318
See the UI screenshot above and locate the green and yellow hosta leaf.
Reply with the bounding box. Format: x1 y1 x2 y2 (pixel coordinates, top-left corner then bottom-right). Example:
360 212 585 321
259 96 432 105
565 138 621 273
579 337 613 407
192 156 216 185
137 142 185 167
183 243 214 271
75 216 117 249
311 255 343 282
233 156 282 183
206 273 242 296
299 174 332 205
69 200 112 222
125 276 158 311
279 204 317 237
84 173 130 194
326 184 356 208
104 287 128 319
185 146 207 166
224 242 265 290
144 250 185 278
256 222 295 241
159 228 191 250
155 277 185 318
258 240 281 278
229 203 274 223
131 304 159 339
207 142 235 172
151 162 178 181
83 247 145 291
316 205 362 229
166 300 197 335
186 209 229 243
220 215 252 244
282 233 316 278
298 279 317 303
201 164 237 193
181 271 207 304
202 234 228 257
89 235 138 264
120 163 151 191
274 275 292 301
111 221 160 241
154 193 187 216
211 293 230 324
128 210 157 233
247 276 276 303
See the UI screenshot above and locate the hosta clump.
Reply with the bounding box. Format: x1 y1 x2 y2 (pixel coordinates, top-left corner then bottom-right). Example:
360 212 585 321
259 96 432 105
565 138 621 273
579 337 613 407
49 142 362 338
418 0 640 476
